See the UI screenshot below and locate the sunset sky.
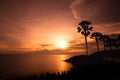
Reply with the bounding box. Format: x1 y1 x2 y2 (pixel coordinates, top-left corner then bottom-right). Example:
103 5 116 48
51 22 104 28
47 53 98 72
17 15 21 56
0 0 120 54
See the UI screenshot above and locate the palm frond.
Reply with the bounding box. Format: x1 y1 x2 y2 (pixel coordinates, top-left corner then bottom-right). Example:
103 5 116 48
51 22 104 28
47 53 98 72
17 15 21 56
88 26 93 31
86 31 90 36
77 27 81 33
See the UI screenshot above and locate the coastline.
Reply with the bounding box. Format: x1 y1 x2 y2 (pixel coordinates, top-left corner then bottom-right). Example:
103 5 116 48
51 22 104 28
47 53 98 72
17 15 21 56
63 49 120 79
65 49 120 67
14 49 120 80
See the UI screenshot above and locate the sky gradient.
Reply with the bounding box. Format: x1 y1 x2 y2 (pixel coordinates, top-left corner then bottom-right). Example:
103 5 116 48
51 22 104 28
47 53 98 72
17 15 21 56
0 0 120 54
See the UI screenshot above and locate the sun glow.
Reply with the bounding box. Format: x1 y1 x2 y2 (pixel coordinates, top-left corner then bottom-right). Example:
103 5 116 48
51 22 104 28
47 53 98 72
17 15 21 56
56 41 67 49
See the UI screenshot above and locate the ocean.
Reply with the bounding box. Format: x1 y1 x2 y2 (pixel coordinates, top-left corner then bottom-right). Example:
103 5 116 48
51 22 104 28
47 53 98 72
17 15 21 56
0 54 73 80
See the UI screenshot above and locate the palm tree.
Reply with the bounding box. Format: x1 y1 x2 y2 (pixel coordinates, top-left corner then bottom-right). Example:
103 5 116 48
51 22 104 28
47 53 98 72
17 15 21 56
91 32 102 52
118 35 120 48
77 20 93 55
99 35 109 51
103 36 113 51
116 34 120 48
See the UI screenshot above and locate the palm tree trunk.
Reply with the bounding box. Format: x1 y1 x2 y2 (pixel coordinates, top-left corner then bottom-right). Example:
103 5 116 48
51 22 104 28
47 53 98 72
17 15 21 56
84 35 88 55
96 38 99 52
109 42 112 51
110 45 112 51
103 40 106 51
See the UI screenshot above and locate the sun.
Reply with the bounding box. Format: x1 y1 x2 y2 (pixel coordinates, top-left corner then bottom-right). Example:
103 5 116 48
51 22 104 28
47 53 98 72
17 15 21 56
56 41 67 49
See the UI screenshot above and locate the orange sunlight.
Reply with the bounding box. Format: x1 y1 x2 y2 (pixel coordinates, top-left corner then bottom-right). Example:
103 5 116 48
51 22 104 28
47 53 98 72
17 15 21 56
58 55 71 73
56 40 67 49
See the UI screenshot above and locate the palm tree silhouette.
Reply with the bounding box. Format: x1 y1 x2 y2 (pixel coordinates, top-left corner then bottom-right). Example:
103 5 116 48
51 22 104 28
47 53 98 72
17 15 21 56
111 38 117 49
118 35 120 48
77 20 93 55
91 32 102 52
103 36 113 51
116 34 120 48
99 35 109 51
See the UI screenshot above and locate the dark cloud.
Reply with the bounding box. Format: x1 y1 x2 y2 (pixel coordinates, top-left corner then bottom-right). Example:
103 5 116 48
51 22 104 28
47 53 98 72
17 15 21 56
39 44 53 47
93 23 120 34
0 35 22 47
68 43 83 50
67 41 103 54
75 0 120 23
32 49 67 54
68 40 78 44
108 33 120 38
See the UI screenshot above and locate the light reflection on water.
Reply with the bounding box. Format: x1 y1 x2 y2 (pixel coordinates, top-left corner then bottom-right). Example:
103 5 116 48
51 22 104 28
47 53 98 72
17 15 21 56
0 54 73 80
58 55 71 73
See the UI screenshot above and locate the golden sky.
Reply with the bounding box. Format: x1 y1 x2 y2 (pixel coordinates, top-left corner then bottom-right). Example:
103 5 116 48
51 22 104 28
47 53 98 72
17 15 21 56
0 0 120 54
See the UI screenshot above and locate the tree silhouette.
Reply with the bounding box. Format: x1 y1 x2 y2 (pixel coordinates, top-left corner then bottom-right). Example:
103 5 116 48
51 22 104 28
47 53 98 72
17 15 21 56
91 32 102 52
108 38 114 50
77 20 93 55
101 35 119 51
99 35 109 51
110 38 118 50
116 34 120 48
103 35 113 51
118 35 120 48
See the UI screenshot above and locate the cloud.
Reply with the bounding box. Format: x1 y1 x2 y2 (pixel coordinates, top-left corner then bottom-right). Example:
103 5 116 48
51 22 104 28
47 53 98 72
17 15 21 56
32 49 68 54
70 0 120 23
108 33 120 38
0 35 22 48
93 22 120 34
0 0 120 53
39 44 53 47
69 0 82 19
68 41 102 54
68 44 83 50
70 0 120 37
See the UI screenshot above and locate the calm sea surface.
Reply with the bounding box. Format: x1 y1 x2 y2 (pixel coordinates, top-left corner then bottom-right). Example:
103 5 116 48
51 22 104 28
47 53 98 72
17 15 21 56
0 54 73 80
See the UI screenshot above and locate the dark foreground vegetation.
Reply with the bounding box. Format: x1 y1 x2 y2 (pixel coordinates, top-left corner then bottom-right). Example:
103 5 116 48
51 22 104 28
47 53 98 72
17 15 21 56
15 63 120 80
14 49 120 80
